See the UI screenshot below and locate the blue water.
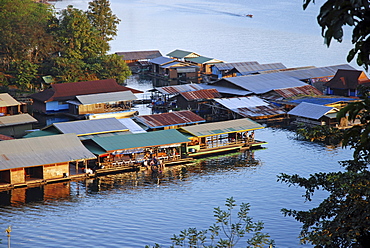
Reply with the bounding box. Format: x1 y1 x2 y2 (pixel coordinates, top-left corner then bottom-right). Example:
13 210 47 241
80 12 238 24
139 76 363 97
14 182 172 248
0 0 361 247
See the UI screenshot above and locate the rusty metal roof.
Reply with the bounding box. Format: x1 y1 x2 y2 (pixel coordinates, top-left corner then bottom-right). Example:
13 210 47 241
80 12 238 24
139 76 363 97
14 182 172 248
156 84 204 95
214 96 285 118
180 89 221 101
30 79 143 102
134 110 205 129
115 50 162 61
274 85 323 98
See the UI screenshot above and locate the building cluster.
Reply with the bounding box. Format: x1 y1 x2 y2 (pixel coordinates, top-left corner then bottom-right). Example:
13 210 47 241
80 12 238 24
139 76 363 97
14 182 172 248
1 48 369 190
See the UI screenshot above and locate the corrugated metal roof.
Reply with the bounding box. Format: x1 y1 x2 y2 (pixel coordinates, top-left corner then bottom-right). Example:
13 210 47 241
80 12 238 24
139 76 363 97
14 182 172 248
286 96 358 106
0 134 14 141
50 118 129 136
288 102 334 120
115 50 162 60
156 84 204 95
135 110 205 129
267 64 356 80
117 118 147 133
186 56 223 64
30 79 143 102
91 129 190 152
0 114 37 127
74 91 137 105
180 118 263 137
214 96 285 117
0 93 21 107
166 49 200 59
214 61 259 71
214 73 306 94
180 89 221 101
200 84 252 96
149 56 175 65
0 134 96 170
273 85 323 98
236 62 286 75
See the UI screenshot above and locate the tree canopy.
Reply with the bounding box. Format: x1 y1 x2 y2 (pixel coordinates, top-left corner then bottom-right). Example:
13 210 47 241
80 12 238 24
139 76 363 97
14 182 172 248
304 0 370 71
0 0 130 90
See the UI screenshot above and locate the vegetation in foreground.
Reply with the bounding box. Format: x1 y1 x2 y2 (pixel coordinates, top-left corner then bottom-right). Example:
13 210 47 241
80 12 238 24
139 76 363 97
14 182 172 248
145 197 274 248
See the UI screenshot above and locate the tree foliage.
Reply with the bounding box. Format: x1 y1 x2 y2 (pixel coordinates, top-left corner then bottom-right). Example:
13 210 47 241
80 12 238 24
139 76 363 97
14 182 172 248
0 0 130 89
146 197 274 248
303 0 370 70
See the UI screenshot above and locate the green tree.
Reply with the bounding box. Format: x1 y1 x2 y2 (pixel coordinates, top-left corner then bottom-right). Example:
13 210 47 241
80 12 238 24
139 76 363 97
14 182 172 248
146 197 274 248
87 0 120 42
0 0 57 89
303 0 370 70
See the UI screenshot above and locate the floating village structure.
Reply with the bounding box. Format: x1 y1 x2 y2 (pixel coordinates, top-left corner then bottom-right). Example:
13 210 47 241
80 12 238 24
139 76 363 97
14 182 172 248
1 49 370 191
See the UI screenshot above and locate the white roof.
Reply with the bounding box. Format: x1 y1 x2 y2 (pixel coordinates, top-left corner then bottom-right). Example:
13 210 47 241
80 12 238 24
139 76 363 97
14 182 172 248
118 118 147 133
74 91 137 105
214 96 269 109
0 93 20 107
288 102 335 120
0 134 96 170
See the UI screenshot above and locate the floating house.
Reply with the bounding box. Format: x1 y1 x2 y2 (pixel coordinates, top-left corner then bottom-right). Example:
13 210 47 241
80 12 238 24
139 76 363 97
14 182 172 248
0 134 96 190
23 117 137 140
0 93 27 116
115 50 162 66
0 114 38 138
66 91 138 119
211 61 286 79
184 56 224 75
29 79 142 114
166 49 201 61
212 96 286 120
134 110 206 131
260 85 323 102
172 88 222 111
287 102 341 126
324 69 370 97
149 56 200 82
179 118 266 157
282 96 360 111
210 73 307 96
83 129 191 174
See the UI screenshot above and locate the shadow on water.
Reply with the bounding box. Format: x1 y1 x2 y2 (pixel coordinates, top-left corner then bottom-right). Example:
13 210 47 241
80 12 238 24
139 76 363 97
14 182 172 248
0 150 262 206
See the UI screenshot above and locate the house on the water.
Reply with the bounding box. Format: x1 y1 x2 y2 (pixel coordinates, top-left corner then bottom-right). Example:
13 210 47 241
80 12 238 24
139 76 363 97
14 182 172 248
149 56 200 82
66 90 138 119
211 96 286 121
172 88 222 113
324 69 370 97
179 118 266 157
0 93 27 116
211 61 286 79
0 114 38 138
83 129 191 174
0 134 96 190
115 50 162 72
29 79 142 114
134 110 206 131
287 102 342 127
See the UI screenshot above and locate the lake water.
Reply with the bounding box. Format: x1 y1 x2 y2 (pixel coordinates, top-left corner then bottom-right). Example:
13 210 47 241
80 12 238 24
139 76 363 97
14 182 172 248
0 0 360 247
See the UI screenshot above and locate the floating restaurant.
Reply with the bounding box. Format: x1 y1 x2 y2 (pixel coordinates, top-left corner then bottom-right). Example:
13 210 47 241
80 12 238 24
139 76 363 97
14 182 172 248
178 118 266 157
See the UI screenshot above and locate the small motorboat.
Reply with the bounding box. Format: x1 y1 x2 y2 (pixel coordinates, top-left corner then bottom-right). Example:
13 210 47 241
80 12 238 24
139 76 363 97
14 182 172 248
245 14 253 18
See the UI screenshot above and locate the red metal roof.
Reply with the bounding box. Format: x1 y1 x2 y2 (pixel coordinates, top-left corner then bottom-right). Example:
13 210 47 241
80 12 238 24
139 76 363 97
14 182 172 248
30 79 143 102
274 85 323 98
0 134 14 141
180 89 221 101
135 110 205 128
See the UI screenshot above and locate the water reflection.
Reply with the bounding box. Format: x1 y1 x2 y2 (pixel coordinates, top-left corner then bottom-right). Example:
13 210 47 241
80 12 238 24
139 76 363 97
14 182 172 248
0 150 260 207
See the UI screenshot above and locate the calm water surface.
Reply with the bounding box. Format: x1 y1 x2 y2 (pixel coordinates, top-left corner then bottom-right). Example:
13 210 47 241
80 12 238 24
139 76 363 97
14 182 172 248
0 0 360 247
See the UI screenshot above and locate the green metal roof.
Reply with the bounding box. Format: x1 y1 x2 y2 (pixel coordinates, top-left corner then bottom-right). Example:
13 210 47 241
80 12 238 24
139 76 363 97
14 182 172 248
186 56 214 64
23 129 59 138
179 118 263 137
166 49 199 59
91 129 190 152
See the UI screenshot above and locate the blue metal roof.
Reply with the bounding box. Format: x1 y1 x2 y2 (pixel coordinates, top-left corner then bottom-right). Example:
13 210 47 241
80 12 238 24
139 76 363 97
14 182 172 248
287 97 357 106
149 56 174 65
